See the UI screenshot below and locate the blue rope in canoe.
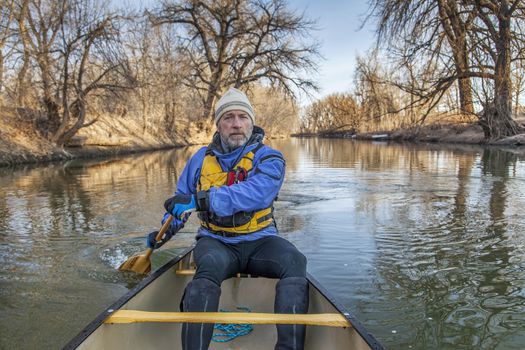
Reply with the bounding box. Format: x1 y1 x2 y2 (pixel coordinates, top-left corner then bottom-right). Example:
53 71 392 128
212 307 253 342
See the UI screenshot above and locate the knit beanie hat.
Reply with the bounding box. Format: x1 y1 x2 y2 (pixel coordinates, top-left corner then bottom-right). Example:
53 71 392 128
214 88 255 125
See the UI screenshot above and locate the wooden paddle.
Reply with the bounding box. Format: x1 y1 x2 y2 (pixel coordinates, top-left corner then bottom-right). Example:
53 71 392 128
118 215 174 275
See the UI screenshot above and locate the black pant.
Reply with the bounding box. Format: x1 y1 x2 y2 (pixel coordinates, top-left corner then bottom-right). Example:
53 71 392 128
182 235 308 350
192 235 307 284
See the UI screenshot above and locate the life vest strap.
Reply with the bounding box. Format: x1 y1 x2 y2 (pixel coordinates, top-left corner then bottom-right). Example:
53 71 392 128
207 229 253 238
256 211 274 224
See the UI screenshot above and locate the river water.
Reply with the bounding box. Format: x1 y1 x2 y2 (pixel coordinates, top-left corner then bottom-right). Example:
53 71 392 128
1 138 524 349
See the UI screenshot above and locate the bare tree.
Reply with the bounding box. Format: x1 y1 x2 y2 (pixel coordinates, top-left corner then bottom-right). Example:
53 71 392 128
122 14 158 131
121 13 191 135
14 0 32 106
0 0 17 100
51 0 135 146
368 0 475 115
354 52 400 127
2 0 308 148
301 92 361 133
512 58 525 115
469 0 524 139
367 0 525 140
436 0 475 115
149 0 320 122
250 85 299 135
18 0 65 130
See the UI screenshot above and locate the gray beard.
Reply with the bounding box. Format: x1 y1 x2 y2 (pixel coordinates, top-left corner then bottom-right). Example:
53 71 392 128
220 137 245 153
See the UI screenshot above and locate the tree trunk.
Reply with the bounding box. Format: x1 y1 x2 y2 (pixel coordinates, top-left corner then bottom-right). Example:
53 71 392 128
513 70 524 115
452 21 474 116
37 54 61 135
54 99 86 146
43 95 60 135
437 0 474 115
203 87 217 121
454 53 474 115
16 0 31 107
0 51 3 102
203 67 224 122
16 53 30 106
480 9 522 140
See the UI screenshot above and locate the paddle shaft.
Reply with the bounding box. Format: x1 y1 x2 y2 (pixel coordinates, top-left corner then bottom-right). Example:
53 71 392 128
144 215 174 259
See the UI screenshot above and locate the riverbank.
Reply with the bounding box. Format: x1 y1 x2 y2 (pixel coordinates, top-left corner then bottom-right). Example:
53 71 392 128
0 128 177 167
0 126 182 167
294 122 525 147
3 112 525 167
0 108 212 167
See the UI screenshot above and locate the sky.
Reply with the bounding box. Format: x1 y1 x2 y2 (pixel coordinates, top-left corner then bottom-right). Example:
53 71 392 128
288 0 377 101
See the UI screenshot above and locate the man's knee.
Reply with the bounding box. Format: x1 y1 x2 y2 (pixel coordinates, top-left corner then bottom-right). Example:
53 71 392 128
181 278 221 310
259 236 307 278
280 249 307 278
194 252 228 285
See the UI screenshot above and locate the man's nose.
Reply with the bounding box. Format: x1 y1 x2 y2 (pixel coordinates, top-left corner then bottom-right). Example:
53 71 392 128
231 116 242 127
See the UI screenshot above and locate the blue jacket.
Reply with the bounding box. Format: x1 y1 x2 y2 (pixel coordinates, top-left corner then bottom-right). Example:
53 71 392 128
165 126 285 244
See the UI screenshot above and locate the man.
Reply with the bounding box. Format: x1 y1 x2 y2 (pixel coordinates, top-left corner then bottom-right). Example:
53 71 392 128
147 88 308 350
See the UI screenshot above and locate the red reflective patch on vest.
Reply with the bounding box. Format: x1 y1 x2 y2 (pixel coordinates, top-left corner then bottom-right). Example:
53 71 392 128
226 168 247 186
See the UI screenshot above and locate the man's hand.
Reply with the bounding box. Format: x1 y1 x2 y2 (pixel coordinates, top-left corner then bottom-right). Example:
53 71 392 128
164 194 197 219
146 217 184 249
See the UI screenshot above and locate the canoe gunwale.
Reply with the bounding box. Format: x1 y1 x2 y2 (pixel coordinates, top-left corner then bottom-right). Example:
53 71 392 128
62 246 195 350
63 245 384 350
306 272 385 350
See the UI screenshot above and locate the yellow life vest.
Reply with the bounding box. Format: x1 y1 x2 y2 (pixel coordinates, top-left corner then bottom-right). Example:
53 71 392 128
197 147 274 235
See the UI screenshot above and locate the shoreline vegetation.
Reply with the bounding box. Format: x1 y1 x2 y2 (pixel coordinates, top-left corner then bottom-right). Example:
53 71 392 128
0 110 206 167
3 116 525 168
294 121 525 146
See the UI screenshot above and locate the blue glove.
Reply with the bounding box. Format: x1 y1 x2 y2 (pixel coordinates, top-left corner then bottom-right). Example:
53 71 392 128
146 216 184 249
164 194 197 219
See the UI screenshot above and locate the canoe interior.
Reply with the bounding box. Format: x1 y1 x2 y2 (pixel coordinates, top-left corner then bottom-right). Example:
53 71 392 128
72 249 379 350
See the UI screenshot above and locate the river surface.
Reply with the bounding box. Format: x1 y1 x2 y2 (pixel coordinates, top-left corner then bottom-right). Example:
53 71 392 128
1 138 524 349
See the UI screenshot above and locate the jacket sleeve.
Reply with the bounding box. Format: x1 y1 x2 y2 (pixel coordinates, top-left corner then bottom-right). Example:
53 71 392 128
208 147 285 216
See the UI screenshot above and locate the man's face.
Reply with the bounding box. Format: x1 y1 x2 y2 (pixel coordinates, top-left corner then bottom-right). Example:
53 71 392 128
217 110 253 149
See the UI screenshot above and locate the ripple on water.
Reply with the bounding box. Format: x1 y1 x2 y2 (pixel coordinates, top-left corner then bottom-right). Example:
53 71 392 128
102 245 130 270
445 307 488 328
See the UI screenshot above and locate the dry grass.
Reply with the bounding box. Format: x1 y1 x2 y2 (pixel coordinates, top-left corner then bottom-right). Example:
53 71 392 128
0 107 59 165
359 111 478 134
0 107 214 166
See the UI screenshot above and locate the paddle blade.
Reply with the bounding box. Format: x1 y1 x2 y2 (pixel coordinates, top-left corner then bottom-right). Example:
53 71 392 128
118 253 151 275
118 216 174 275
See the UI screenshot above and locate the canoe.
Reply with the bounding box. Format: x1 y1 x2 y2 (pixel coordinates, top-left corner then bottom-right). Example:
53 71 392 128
64 246 384 350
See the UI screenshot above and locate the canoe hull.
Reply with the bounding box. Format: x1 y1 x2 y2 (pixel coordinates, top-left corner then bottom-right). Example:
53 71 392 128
65 247 383 350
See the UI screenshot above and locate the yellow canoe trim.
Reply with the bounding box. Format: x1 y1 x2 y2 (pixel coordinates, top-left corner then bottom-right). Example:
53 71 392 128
105 310 351 328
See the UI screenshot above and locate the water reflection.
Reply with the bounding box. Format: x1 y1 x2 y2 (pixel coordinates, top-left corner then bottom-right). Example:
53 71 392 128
271 139 525 349
0 139 524 349
0 147 199 349
349 146 525 349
